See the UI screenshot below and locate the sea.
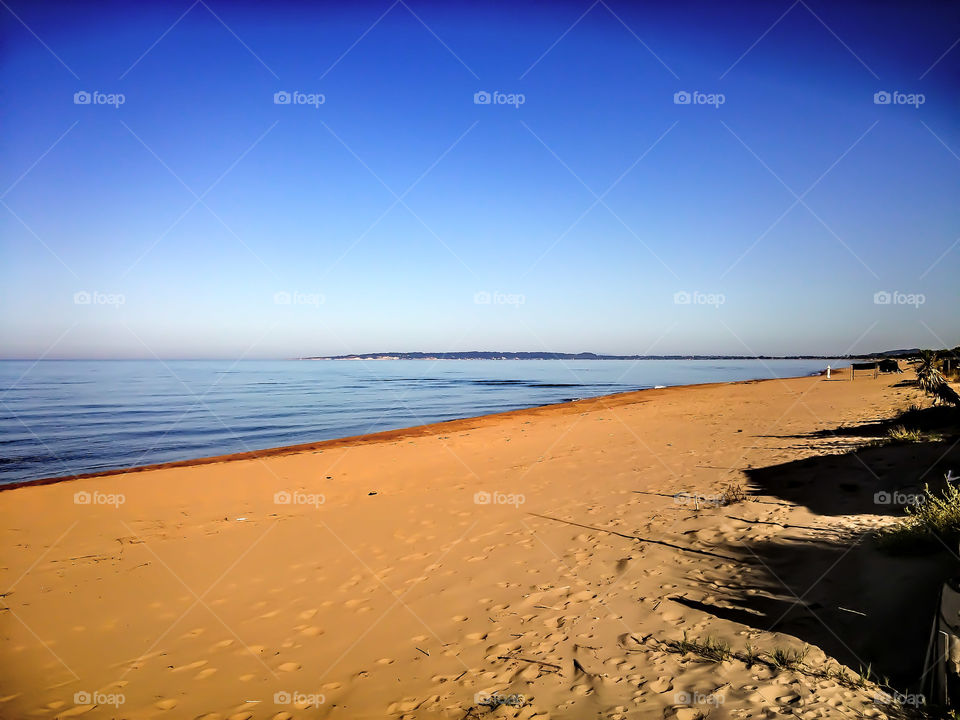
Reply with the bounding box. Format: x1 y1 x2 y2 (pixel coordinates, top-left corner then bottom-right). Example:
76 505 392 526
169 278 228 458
0 359 838 484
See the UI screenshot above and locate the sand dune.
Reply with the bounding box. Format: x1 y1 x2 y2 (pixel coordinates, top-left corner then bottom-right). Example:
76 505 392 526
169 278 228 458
1 369 952 719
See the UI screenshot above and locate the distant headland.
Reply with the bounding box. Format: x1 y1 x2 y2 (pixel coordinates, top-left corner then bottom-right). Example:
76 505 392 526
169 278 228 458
303 350 920 361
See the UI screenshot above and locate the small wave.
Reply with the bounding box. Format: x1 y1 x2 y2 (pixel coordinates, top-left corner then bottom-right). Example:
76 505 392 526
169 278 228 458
526 383 582 388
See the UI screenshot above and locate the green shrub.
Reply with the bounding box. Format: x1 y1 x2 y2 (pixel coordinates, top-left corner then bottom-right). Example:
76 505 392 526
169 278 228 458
886 425 922 443
877 477 960 553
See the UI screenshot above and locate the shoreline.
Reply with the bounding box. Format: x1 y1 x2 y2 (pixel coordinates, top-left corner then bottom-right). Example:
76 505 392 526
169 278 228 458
1 370 832 492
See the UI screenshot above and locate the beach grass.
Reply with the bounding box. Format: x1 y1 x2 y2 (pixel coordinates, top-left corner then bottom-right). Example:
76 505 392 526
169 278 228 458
877 477 960 553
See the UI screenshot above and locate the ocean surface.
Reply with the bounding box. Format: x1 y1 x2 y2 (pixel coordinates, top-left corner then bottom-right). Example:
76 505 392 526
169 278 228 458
0 359 838 484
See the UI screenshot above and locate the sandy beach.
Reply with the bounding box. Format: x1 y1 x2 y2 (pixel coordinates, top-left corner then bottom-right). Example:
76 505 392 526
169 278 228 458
2 368 956 719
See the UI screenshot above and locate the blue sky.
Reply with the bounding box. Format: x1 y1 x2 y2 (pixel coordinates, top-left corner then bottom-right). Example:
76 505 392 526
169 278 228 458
1 0 958 359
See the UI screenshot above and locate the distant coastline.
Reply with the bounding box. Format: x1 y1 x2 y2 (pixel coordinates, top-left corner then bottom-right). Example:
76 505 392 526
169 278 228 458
304 350 917 361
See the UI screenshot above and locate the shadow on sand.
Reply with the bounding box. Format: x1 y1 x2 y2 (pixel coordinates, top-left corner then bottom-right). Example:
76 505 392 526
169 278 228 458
691 406 959 689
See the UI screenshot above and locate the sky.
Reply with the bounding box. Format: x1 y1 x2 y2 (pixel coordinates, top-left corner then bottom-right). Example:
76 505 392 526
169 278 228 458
1 0 958 359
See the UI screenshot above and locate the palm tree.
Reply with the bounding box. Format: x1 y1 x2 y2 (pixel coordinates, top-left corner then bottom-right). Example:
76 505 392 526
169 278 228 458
916 350 946 395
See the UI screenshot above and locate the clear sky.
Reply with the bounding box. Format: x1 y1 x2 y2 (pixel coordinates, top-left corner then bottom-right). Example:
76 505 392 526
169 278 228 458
1 0 958 359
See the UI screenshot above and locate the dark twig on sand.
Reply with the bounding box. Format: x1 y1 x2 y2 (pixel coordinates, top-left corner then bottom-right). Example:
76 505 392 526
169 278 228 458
527 512 741 561
497 655 561 671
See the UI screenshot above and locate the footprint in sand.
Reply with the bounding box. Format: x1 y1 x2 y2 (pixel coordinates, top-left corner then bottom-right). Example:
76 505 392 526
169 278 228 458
299 625 323 637
277 662 301 672
298 608 318 619
194 667 217 680
54 706 94 717
171 660 207 673
154 699 177 710
518 664 540 681
648 677 674 693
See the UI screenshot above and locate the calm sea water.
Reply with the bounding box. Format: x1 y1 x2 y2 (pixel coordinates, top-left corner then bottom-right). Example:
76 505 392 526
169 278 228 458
0 359 838 484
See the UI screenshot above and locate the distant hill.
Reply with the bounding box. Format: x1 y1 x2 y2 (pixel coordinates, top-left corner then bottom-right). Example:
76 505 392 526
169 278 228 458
869 348 920 357
305 351 851 361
